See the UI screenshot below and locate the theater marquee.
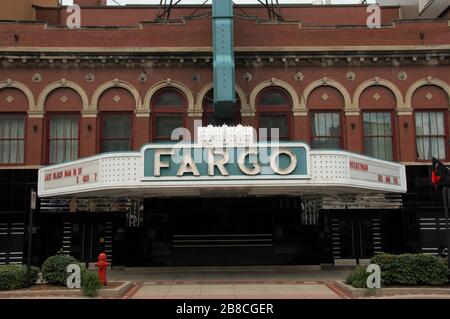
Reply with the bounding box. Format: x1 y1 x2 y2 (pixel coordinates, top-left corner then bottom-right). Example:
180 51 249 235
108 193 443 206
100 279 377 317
38 140 407 198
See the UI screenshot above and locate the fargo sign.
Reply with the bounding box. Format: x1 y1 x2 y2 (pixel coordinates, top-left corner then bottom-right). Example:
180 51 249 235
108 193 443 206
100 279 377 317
38 142 407 198
141 142 310 183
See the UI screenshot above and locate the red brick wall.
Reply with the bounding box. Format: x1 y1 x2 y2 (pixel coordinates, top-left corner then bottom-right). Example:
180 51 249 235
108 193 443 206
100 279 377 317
359 86 397 109
0 63 449 166
0 88 28 112
40 5 399 27
44 88 83 112
307 87 345 110
412 85 449 109
98 88 135 111
2 14 447 48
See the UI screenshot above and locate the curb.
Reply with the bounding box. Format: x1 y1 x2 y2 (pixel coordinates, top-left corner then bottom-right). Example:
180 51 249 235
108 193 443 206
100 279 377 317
99 281 133 298
323 282 353 299
0 281 133 299
335 281 450 298
121 282 143 299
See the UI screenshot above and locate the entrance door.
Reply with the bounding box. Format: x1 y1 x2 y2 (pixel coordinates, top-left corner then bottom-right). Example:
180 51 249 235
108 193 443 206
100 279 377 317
70 222 107 265
329 212 382 262
139 197 322 267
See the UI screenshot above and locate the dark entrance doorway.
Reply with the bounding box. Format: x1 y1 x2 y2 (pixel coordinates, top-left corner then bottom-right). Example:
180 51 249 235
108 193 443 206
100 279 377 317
122 197 325 267
59 214 114 266
325 209 402 263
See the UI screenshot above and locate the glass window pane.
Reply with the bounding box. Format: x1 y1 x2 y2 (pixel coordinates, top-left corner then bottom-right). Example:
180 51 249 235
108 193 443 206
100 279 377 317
422 113 430 135
438 137 446 159
155 90 184 108
259 114 288 140
415 112 445 160
0 115 25 164
363 112 392 160
259 90 289 106
1 141 9 163
156 115 184 140
436 112 444 135
17 140 24 163
429 112 438 135
415 113 423 136
101 114 132 152
49 115 79 164
311 113 341 149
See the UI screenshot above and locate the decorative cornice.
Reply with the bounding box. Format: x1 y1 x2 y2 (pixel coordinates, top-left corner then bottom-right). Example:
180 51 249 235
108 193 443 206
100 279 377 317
0 49 449 69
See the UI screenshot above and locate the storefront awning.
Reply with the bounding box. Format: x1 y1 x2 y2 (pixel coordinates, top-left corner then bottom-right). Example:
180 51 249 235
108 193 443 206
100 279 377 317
38 142 407 198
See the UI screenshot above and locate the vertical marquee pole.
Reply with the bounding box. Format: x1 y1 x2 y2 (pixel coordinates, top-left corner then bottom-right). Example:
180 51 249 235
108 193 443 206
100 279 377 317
212 0 236 122
27 188 36 269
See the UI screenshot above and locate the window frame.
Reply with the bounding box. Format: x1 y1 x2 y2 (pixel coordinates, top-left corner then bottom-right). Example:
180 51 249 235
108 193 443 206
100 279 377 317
309 110 343 150
99 112 134 153
46 112 80 165
362 110 396 161
0 113 26 166
151 88 187 142
256 87 292 141
414 109 448 161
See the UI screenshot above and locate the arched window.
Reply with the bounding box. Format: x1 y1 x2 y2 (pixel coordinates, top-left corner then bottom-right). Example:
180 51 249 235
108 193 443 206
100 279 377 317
0 88 28 164
256 88 291 141
45 88 82 164
98 88 134 153
202 90 241 126
101 113 132 152
152 88 186 142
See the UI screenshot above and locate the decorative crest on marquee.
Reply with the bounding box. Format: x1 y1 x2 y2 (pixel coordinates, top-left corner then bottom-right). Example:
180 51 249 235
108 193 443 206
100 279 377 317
198 125 255 147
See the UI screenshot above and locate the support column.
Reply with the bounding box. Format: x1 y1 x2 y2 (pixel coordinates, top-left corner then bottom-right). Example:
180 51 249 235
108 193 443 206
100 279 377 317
345 114 363 153
80 115 97 157
293 114 308 142
397 112 416 162
133 115 150 150
26 116 44 165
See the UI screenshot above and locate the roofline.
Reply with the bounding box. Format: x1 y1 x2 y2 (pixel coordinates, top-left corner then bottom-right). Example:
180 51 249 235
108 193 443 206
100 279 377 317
42 4 400 9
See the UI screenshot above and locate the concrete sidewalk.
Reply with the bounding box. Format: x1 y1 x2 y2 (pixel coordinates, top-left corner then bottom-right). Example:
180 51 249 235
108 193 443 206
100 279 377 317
108 266 350 299
131 282 344 299
108 266 348 284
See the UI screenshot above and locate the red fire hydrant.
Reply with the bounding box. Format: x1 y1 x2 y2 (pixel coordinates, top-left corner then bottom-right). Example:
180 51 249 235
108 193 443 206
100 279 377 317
96 252 109 285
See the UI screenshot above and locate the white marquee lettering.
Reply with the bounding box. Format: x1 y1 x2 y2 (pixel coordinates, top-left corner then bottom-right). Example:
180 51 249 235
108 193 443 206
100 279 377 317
177 154 201 176
238 149 261 175
269 148 297 175
208 148 229 176
154 149 174 177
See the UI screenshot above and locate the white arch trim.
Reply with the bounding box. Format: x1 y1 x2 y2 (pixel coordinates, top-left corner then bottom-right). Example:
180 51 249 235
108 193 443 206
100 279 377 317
405 77 450 109
195 82 249 116
91 79 141 116
143 79 195 116
36 79 89 114
249 78 300 115
352 78 405 110
299 78 352 113
0 79 35 113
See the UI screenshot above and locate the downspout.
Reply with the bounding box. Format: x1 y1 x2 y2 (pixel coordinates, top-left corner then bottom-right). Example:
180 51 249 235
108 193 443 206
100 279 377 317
212 0 236 122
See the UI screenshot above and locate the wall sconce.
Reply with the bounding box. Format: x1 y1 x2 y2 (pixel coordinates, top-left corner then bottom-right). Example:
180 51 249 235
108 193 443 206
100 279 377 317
351 123 356 130
192 73 200 82
403 122 409 129
87 125 92 132
33 125 38 133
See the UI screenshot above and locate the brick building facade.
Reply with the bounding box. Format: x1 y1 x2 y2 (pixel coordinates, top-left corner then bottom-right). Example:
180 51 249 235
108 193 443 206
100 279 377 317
0 1 449 266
